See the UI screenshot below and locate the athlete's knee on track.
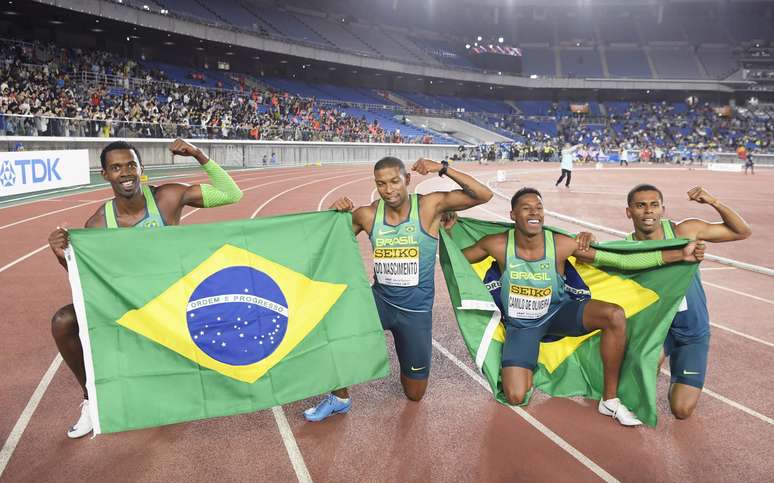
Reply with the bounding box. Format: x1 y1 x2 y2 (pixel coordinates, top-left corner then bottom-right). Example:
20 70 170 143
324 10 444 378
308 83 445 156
51 304 78 339
503 384 529 406
670 399 697 420
400 376 428 402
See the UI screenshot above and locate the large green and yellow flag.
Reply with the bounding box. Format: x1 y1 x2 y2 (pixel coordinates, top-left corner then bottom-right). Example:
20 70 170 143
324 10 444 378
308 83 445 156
66 211 389 434
439 217 697 426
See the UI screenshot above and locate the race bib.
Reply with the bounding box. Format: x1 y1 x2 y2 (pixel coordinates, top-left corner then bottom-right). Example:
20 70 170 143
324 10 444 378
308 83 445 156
373 246 419 287
508 285 552 319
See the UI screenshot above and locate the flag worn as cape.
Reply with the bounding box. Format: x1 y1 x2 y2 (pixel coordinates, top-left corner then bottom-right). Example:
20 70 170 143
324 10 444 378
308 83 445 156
66 211 389 434
439 217 697 426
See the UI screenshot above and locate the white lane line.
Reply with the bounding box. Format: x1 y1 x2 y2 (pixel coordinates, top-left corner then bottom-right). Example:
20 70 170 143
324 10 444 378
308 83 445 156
432 340 619 483
710 323 774 348
702 282 774 305
0 245 49 274
660 369 774 426
251 173 361 218
272 407 313 483
316 176 374 212
700 267 737 271
0 199 110 231
0 354 63 478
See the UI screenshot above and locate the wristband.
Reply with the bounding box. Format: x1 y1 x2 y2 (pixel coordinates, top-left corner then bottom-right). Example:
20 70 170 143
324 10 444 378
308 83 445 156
438 160 449 177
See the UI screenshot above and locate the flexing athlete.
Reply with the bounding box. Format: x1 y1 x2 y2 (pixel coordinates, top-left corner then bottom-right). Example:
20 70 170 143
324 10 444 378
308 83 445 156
48 139 243 438
461 187 705 426
303 157 492 421
625 184 751 419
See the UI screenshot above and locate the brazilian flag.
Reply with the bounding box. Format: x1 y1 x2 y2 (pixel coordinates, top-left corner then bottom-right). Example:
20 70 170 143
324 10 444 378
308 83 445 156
66 211 389 434
439 217 697 426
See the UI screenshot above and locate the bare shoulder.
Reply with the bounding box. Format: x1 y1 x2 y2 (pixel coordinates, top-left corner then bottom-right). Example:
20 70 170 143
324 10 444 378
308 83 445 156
552 232 577 255
85 205 106 228
353 200 377 224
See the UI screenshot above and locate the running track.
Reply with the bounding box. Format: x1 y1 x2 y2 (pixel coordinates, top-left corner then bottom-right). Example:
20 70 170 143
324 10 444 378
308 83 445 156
0 163 772 482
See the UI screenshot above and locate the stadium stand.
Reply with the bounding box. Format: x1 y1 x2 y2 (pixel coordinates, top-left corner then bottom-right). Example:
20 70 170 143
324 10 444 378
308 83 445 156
650 47 703 79
560 49 604 78
697 47 739 80
605 48 653 78
521 47 557 77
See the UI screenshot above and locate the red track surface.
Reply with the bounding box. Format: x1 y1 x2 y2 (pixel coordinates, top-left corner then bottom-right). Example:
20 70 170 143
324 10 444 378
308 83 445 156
1 162 772 482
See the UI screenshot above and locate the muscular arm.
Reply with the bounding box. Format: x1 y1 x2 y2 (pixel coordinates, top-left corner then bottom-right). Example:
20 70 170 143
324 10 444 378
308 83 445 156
556 234 701 268
675 186 751 242
170 138 243 209
434 166 494 212
411 159 493 214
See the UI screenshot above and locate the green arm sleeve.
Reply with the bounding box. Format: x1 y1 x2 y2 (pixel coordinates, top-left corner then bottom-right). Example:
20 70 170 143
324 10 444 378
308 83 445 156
200 160 243 207
592 249 664 270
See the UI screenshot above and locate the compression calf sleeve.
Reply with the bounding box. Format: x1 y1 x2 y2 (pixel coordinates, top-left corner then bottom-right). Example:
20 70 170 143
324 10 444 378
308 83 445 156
200 160 243 207
592 249 664 270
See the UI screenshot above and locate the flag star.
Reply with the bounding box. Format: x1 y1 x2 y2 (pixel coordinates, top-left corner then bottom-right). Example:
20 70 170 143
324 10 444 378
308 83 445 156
189 313 195 318
243 321 248 325
205 324 209 328
211 340 215 343
216 316 221 321
247 305 252 309
259 341 263 345
237 317 241 321
253 336 257 339
244 288 249 293
199 331 204 335
233 325 237 329
216 332 221 336
221 342 226 347
239 333 244 338
193 335 198 339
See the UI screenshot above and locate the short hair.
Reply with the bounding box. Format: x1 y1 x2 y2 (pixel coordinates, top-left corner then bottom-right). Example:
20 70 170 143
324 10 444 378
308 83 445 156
374 156 406 176
511 187 542 209
100 141 142 170
627 184 663 206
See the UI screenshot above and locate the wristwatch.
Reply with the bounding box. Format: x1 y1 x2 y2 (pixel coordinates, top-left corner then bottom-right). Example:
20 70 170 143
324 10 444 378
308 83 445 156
438 160 449 177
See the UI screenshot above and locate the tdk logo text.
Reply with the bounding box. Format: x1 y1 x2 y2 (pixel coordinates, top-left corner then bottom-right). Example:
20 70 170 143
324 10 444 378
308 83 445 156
0 158 61 188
